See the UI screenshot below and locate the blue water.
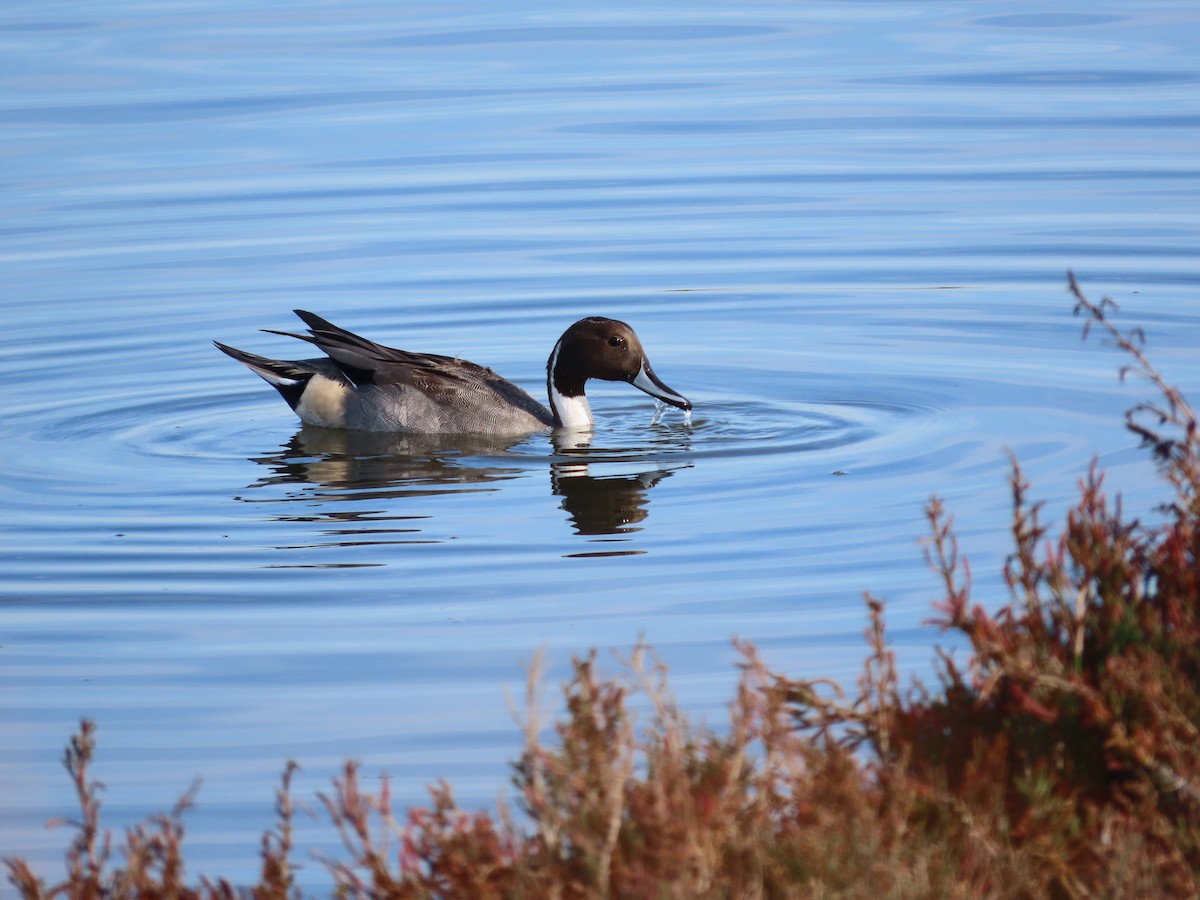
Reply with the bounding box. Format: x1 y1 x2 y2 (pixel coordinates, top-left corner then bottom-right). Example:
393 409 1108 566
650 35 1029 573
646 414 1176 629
2 1 1198 887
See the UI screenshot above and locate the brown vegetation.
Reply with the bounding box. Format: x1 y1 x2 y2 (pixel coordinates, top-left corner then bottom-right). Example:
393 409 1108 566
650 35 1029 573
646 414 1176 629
7 276 1199 897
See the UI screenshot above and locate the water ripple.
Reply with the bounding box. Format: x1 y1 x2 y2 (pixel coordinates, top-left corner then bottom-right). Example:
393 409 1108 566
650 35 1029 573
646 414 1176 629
3 2 1199 888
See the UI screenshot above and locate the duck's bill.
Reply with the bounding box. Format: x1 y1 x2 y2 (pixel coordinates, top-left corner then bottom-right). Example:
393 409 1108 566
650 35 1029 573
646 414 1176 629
632 362 692 411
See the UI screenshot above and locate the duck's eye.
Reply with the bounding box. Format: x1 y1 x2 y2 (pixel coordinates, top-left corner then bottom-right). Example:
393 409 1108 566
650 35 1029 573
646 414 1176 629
607 335 624 347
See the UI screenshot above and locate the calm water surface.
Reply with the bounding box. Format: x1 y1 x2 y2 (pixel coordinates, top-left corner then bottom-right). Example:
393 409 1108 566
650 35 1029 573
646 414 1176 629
3 1 1199 885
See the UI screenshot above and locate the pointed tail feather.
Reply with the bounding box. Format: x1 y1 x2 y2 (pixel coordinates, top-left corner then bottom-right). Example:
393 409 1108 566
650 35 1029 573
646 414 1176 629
213 341 312 410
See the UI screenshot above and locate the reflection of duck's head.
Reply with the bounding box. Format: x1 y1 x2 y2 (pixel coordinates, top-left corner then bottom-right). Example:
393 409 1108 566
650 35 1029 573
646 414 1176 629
214 312 690 434
550 446 689 537
551 467 671 536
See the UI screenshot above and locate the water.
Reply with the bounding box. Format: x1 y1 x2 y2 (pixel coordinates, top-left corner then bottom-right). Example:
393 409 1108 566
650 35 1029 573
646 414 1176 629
3 1 1198 887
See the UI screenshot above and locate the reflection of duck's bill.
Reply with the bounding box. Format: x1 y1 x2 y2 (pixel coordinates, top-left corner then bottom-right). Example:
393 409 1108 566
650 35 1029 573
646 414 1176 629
631 362 692 411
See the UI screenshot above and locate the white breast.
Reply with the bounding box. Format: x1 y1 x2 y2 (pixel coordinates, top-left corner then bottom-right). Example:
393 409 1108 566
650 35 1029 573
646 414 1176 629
295 375 351 428
546 339 594 430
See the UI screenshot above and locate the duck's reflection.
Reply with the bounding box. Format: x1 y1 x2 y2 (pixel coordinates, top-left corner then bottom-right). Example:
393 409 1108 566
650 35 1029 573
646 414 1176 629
549 431 680 540
248 426 527 497
240 424 692 554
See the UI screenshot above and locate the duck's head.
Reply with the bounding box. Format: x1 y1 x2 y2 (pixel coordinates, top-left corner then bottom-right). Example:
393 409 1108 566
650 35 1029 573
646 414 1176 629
547 317 691 428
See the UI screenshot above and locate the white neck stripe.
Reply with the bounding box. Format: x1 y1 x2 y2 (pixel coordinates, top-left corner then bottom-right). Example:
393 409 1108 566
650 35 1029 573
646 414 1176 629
547 339 594 430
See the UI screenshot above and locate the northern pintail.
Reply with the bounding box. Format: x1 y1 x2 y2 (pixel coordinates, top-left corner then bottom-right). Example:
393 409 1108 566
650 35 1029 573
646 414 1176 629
214 311 691 434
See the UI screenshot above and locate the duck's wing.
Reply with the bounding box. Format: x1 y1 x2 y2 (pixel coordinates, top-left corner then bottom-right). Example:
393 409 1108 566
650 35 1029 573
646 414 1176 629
264 310 462 388
269 311 551 424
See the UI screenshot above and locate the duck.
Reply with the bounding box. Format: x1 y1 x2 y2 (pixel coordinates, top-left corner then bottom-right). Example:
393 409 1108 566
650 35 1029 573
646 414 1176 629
214 310 691 434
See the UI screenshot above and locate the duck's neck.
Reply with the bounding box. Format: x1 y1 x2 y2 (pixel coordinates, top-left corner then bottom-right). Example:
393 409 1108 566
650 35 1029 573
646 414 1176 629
547 339 594 430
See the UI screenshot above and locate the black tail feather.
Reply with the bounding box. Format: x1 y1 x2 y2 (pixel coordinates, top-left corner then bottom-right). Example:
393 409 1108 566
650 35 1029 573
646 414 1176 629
213 341 313 410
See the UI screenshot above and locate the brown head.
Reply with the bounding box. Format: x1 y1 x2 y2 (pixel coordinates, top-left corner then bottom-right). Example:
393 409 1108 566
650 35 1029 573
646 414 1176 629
546 317 691 429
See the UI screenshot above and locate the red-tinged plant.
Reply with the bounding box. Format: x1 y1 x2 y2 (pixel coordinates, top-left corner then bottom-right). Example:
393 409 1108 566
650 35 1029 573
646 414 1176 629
317 764 521 899
781 275 1200 896
3 722 301 900
252 760 300 900
4 721 111 900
